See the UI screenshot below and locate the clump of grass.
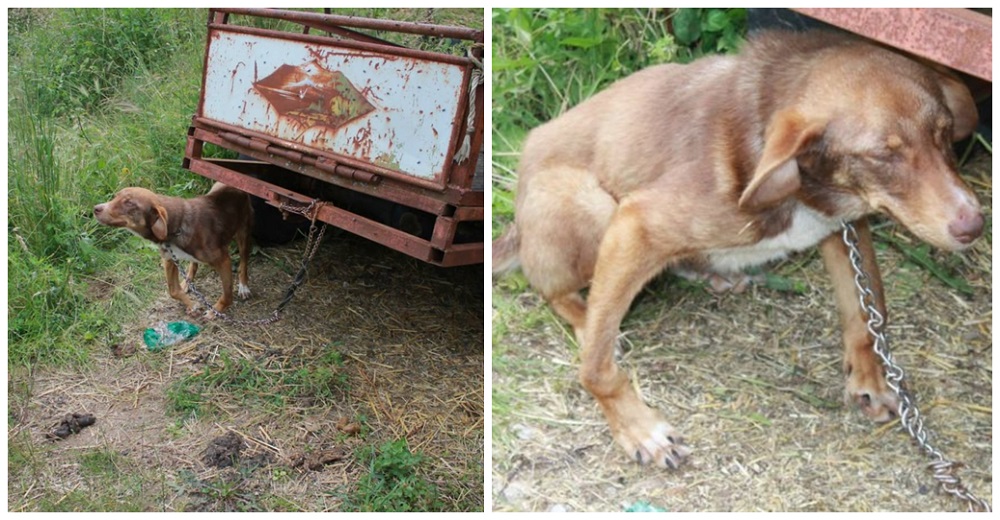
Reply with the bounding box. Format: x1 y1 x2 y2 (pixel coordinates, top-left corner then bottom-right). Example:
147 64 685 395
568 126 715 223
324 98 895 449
166 350 349 418
342 439 443 512
10 8 201 118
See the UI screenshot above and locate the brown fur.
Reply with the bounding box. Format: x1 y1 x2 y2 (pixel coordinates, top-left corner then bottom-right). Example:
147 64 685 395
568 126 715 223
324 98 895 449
95 182 254 318
493 30 983 469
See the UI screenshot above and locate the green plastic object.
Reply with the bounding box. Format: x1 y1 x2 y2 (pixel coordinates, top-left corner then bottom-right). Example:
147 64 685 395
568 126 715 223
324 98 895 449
624 501 668 512
143 321 200 351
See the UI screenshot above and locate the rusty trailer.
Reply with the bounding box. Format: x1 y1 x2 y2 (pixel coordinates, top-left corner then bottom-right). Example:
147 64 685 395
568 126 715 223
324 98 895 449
184 8 484 266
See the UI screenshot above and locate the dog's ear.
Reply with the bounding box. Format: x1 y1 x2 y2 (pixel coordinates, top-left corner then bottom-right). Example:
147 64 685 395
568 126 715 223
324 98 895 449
739 109 823 210
936 73 977 142
150 204 169 241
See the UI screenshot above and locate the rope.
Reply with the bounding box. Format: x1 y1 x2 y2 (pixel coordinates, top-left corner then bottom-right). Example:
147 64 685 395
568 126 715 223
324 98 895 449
454 45 483 164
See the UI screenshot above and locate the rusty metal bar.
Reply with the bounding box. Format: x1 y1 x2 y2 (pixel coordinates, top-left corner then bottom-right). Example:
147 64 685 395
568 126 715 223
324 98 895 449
208 23 472 68
791 8 992 81
438 242 483 267
453 206 484 221
313 156 381 184
431 217 458 250
188 157 445 263
217 131 381 185
215 8 483 42
299 21 404 48
197 117 447 192
191 128 453 214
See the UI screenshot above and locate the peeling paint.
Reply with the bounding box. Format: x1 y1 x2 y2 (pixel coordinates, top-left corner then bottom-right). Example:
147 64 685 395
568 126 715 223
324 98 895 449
201 29 467 183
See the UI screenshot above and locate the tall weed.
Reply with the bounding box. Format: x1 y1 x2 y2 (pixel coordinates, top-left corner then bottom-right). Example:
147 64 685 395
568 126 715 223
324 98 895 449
10 8 201 118
8 8 208 368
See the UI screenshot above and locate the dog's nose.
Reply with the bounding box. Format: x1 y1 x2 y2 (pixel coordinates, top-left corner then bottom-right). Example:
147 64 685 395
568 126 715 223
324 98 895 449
94 204 103 216
948 207 984 244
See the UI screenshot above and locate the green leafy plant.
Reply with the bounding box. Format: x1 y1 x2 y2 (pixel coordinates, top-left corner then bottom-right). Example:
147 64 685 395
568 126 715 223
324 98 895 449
342 439 442 512
670 8 746 58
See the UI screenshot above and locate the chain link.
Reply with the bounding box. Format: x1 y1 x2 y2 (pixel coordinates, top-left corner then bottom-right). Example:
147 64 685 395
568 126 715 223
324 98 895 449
165 199 328 326
841 220 990 512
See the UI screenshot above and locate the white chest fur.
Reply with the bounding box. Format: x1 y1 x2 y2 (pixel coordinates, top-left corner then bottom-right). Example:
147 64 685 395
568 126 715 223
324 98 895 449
159 243 200 264
704 205 841 273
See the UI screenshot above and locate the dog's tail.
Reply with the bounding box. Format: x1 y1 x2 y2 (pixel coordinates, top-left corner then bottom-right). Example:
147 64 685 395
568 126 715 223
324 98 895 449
492 226 521 274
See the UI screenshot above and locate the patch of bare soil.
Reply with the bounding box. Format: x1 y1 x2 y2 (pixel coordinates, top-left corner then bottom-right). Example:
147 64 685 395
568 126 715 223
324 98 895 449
9 231 484 511
491 155 992 512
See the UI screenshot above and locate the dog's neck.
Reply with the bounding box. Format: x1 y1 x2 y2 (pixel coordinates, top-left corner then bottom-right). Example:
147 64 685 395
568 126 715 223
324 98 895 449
159 241 200 264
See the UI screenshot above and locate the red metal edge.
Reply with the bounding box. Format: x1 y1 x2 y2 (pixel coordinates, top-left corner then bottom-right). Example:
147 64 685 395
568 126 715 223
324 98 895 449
211 22 473 68
791 8 991 81
187 157 486 266
200 25 474 190
189 126 469 214
194 118 450 194
218 7 484 42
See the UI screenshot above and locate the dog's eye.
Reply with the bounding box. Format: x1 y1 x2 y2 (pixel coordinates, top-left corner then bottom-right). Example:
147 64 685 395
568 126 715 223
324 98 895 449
862 150 898 164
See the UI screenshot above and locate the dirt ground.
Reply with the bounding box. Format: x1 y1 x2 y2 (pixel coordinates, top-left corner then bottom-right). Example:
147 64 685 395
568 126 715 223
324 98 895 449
491 154 992 512
9 230 484 511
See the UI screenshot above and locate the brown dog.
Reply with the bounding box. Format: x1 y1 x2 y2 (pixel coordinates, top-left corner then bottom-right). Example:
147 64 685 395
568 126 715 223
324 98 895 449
493 30 983 469
95 182 254 318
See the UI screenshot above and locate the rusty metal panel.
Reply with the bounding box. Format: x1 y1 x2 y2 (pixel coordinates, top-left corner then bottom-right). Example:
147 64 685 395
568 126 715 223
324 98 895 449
791 8 992 81
201 27 469 188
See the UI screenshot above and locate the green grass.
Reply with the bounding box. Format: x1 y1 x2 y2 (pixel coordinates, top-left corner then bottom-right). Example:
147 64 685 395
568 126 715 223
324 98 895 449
8 443 165 511
341 439 443 512
166 349 349 419
9 8 485 513
8 8 210 370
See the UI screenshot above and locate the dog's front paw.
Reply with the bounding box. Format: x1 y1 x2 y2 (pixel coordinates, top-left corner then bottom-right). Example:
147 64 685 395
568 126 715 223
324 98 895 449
237 283 251 300
184 303 202 317
606 404 690 469
845 355 899 422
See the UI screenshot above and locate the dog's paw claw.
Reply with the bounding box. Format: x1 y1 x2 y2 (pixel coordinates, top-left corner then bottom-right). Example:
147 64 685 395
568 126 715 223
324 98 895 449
237 283 251 300
845 363 900 422
617 420 690 470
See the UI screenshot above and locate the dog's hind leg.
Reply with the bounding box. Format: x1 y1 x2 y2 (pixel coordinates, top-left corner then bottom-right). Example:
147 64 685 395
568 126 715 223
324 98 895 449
235 221 252 300
549 292 587 341
516 165 616 336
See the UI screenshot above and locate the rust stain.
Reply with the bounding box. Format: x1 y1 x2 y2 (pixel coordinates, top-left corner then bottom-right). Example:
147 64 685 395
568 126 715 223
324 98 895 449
351 124 372 157
229 61 245 94
254 60 375 131
359 85 384 104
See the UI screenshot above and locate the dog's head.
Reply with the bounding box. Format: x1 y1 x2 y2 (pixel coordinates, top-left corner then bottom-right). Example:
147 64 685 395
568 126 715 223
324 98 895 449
94 187 170 242
739 46 983 251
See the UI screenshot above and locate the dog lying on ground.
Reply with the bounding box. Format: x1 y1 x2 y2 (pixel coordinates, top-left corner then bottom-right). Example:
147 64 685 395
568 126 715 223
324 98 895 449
492 30 983 469
95 182 254 318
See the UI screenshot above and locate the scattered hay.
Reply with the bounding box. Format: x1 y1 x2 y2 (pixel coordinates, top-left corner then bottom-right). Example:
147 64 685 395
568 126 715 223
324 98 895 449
491 153 992 512
10 230 484 511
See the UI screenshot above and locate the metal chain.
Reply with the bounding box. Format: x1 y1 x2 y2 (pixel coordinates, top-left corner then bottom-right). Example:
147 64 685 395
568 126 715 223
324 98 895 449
165 200 328 326
840 220 990 512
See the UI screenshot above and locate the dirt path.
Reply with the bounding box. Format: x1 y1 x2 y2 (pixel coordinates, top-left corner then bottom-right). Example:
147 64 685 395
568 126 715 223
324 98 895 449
9 231 484 511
